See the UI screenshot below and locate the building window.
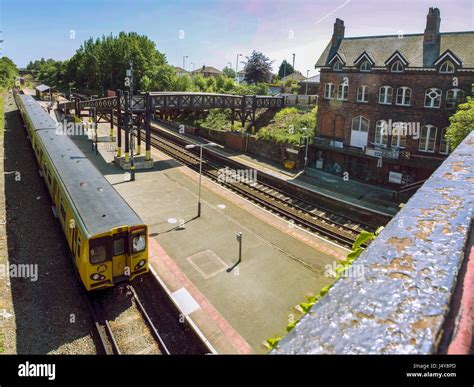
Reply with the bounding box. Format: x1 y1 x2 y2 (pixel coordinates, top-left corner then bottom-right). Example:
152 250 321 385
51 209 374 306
337 84 348 100
360 61 371 72
391 122 407 148
324 83 335 99
357 86 369 103
419 125 437 152
424 88 442 108
351 116 369 132
439 128 450 155
333 61 343 71
374 120 389 147
439 60 455 74
379 86 393 104
445 88 465 109
391 61 404 72
396 87 412 106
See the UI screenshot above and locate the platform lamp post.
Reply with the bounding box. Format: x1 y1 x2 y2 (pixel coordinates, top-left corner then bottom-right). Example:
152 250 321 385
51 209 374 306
190 62 195 72
184 142 218 217
302 128 310 175
127 61 136 181
306 70 310 95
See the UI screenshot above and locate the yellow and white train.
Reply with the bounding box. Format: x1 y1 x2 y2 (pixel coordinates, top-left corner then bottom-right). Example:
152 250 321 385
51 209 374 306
15 91 149 290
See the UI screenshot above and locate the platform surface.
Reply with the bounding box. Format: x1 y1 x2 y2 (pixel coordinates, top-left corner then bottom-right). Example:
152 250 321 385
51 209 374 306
68 120 348 353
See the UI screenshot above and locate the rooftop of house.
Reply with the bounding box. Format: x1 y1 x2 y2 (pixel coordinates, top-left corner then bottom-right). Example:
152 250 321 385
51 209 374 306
299 74 320 84
191 66 222 74
315 31 474 69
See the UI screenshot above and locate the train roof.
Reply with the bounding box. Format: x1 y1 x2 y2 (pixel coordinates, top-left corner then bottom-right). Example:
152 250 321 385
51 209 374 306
18 94 143 237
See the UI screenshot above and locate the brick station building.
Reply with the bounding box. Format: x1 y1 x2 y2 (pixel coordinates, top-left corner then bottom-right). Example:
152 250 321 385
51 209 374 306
313 8 474 188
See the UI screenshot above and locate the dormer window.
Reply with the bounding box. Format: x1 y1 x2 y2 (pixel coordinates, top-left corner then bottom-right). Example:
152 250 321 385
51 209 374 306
391 61 404 72
439 60 455 74
360 61 371 72
333 61 343 71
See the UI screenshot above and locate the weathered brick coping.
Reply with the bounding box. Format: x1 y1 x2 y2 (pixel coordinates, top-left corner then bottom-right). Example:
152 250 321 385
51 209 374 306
273 132 474 354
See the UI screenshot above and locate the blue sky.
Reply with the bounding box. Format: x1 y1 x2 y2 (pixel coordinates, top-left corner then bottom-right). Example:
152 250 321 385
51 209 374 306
1 0 473 76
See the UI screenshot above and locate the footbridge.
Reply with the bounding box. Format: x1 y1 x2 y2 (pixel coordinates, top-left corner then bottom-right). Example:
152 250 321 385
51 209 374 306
58 92 285 161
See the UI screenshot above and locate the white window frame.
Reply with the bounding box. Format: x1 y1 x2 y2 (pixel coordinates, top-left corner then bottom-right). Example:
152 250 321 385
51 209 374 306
439 127 450 155
439 60 455 74
360 61 371 72
391 61 404 72
419 125 438 153
379 86 393 105
337 83 348 100
374 120 389 147
391 122 407 149
445 88 464 109
396 86 411 106
351 116 369 132
357 85 369 103
324 83 335 99
333 61 343 71
424 88 442 108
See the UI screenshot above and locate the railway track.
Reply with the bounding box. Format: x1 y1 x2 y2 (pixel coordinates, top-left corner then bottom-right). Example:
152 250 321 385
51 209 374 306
145 124 374 248
86 284 170 355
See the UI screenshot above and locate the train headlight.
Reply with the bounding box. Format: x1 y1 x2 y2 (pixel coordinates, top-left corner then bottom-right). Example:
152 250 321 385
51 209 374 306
90 273 105 281
134 260 146 270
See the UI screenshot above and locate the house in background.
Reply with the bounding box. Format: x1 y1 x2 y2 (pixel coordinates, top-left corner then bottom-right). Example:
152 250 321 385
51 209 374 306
281 71 306 83
236 69 246 84
174 66 189 76
191 66 222 77
298 74 320 95
313 7 474 188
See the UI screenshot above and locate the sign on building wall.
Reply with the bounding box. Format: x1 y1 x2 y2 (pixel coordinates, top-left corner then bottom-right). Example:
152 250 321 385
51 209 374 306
389 171 403 184
366 147 399 160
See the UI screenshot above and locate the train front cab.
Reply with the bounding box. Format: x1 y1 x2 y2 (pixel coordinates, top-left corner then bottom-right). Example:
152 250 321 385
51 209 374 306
85 225 149 291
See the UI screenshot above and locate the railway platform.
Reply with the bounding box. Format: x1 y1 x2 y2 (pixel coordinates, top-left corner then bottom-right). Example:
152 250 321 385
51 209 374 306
67 119 348 353
150 121 400 217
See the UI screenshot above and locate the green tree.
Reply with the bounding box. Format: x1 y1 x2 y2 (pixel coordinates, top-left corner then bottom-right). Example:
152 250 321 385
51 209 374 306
446 97 474 150
0 57 18 88
278 59 294 79
222 66 236 79
242 51 273 84
152 64 176 91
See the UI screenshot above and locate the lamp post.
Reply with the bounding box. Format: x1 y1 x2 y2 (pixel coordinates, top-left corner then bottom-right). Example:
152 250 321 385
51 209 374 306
190 62 195 72
185 142 218 217
306 70 310 95
183 55 188 71
302 128 310 175
292 53 295 70
235 53 242 81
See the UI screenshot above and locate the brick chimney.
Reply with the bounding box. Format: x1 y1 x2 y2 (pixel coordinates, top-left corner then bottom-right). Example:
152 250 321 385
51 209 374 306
423 7 441 66
424 7 441 43
331 18 345 47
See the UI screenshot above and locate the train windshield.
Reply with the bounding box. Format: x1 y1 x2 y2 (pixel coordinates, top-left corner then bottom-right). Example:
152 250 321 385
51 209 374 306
131 229 146 253
90 237 110 263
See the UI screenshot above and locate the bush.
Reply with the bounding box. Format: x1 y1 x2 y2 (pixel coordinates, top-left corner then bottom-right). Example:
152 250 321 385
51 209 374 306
257 106 317 145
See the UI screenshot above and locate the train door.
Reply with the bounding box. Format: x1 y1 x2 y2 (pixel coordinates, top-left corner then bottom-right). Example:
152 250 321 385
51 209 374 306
112 230 128 281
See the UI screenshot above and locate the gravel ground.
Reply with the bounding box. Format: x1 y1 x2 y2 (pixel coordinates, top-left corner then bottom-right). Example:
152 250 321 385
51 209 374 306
4 92 97 354
99 286 162 354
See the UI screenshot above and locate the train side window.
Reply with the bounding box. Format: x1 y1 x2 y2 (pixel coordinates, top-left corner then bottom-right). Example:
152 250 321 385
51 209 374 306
47 171 52 185
90 237 110 264
77 237 81 257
